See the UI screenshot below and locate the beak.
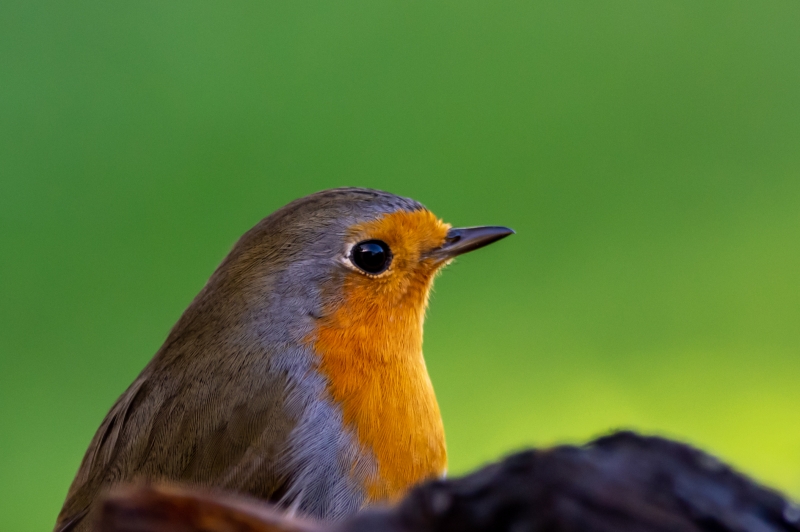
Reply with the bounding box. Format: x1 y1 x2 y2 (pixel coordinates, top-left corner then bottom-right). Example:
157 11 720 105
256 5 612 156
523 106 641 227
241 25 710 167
429 226 515 261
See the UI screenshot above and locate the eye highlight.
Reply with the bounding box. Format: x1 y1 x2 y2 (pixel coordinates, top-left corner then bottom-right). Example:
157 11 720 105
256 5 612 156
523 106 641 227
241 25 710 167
350 240 392 275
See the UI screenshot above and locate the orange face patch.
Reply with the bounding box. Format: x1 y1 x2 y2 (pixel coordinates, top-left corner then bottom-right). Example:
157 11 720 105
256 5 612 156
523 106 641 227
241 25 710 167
343 209 451 301
311 209 450 503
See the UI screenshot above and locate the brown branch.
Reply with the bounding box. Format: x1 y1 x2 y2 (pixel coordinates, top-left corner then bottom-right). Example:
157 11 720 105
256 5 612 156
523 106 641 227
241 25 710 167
100 484 321 532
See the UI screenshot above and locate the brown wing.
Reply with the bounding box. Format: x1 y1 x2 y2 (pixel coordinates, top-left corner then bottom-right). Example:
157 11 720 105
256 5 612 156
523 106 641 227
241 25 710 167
55 367 295 532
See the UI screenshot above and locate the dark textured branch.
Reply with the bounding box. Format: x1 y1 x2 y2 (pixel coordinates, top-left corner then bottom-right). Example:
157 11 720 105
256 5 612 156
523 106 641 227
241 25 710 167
99 431 800 532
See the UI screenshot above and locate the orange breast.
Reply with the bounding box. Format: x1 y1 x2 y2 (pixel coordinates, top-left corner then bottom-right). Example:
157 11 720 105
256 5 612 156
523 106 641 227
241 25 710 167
311 210 449 503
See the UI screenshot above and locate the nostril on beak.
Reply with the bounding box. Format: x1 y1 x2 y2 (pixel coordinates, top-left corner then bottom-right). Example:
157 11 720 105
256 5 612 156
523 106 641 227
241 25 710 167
444 231 462 245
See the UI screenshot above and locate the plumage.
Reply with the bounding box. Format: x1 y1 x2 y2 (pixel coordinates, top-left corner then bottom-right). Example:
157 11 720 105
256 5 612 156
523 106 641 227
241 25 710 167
54 188 512 532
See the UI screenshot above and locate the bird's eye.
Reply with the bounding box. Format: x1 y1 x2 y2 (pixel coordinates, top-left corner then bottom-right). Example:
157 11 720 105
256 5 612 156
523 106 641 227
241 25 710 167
350 240 392 275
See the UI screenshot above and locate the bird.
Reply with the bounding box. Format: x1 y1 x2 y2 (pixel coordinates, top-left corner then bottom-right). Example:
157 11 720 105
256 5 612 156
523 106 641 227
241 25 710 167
54 187 514 532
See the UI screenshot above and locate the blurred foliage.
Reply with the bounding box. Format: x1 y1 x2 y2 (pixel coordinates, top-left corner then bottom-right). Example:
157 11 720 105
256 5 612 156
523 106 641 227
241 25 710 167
2 1 800 531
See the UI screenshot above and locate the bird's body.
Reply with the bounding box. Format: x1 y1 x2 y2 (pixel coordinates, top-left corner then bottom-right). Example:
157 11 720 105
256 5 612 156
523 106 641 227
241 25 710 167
55 188 512 532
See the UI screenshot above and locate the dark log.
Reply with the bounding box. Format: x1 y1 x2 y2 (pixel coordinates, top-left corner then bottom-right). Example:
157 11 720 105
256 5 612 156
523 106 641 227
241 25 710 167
99 431 800 532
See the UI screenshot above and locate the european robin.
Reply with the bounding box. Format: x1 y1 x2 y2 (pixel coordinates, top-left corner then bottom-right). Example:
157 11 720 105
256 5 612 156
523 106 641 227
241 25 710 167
55 188 513 532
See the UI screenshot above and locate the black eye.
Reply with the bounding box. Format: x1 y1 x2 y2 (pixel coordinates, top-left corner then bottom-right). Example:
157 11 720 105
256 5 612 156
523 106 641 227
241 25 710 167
351 240 392 274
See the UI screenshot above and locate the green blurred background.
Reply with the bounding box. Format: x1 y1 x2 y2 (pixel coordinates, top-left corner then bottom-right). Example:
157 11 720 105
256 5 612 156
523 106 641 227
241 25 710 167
2 1 800 529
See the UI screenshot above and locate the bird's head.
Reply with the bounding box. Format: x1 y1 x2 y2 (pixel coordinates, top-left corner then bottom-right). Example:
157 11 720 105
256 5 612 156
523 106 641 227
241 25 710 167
172 188 512 368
